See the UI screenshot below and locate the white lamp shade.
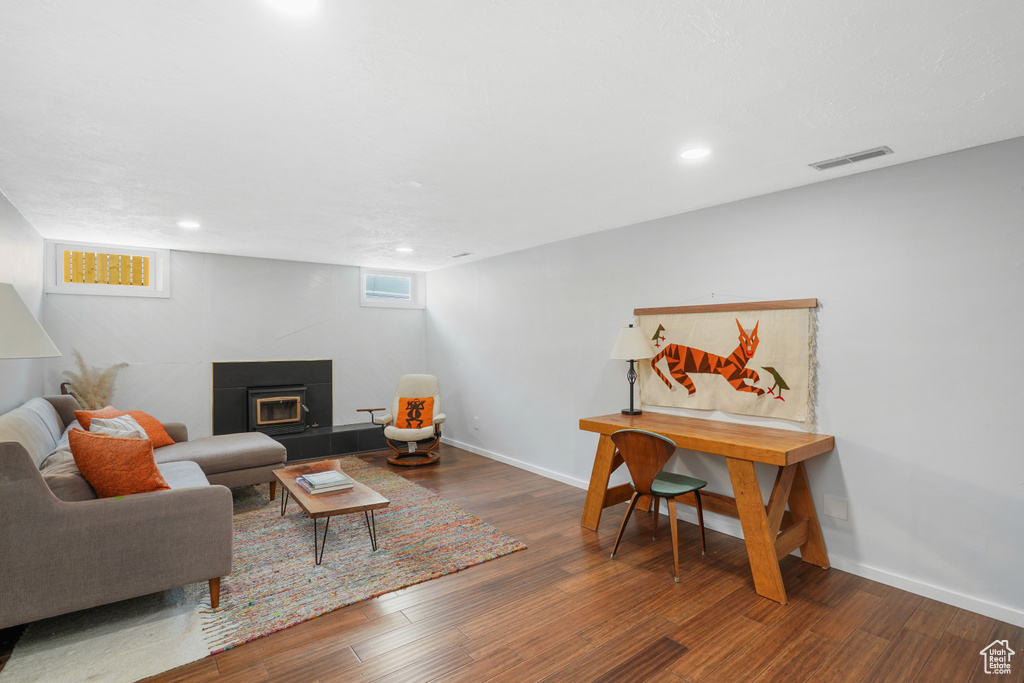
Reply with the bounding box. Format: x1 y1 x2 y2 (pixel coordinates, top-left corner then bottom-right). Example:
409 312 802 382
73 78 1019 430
610 325 654 360
0 283 61 359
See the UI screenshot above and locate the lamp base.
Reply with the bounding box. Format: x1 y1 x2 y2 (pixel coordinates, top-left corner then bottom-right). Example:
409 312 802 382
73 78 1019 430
621 409 643 416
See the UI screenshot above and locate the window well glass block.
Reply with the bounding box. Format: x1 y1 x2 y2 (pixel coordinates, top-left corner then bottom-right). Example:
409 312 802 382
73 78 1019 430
365 274 412 300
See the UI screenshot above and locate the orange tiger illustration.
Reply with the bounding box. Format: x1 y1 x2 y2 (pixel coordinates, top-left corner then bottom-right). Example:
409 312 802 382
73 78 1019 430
650 319 764 396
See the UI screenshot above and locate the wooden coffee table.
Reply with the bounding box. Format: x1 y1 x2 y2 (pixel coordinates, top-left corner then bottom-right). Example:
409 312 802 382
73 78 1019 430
274 460 390 565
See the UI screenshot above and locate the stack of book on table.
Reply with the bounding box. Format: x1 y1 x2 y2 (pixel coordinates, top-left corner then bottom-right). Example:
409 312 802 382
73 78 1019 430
296 470 354 495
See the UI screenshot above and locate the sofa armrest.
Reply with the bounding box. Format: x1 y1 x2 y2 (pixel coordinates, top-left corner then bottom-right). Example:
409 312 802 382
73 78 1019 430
43 395 82 430
164 422 189 443
433 412 447 425
373 413 393 426
0 442 232 628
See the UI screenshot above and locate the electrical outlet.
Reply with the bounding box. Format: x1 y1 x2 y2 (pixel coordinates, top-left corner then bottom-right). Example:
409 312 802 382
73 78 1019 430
473 416 480 431
823 494 848 520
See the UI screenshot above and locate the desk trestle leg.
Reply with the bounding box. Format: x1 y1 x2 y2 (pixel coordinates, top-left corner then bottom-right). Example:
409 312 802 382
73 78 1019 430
727 459 829 604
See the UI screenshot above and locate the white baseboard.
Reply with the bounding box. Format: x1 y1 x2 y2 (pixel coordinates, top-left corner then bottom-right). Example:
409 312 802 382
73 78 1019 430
824 559 1024 628
442 437 1024 629
442 437 590 489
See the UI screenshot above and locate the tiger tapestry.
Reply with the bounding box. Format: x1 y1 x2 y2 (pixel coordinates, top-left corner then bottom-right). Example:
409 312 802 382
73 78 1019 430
636 302 817 427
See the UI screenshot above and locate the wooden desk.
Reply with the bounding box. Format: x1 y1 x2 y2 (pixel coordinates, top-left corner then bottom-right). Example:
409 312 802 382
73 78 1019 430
579 412 834 604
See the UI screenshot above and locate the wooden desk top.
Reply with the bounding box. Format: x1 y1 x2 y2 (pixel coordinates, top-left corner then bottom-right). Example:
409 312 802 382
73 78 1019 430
274 459 390 519
579 413 834 467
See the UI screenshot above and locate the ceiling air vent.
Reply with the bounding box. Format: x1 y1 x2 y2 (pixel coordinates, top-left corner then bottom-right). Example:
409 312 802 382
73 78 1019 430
809 146 893 171
451 252 471 259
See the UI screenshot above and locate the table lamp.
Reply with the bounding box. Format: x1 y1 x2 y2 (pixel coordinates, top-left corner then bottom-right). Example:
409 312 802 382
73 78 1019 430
0 283 61 359
610 323 654 415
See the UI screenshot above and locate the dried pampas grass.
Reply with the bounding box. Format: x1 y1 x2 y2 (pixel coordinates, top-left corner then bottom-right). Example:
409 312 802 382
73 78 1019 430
62 350 128 410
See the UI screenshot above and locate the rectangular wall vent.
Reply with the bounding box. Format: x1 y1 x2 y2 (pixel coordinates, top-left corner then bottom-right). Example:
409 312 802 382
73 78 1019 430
810 146 893 171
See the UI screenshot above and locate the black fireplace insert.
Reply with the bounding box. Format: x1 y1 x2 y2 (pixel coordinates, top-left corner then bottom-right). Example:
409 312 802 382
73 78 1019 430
248 385 307 435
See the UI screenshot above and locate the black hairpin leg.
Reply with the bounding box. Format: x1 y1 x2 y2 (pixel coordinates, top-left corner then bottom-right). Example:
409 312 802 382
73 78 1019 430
313 516 331 565
364 510 379 551
280 488 289 516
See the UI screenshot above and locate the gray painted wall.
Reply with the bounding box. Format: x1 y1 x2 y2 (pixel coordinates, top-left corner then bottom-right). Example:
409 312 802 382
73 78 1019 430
425 137 1024 626
5 136 1022 626
42 251 426 437
0 191 46 413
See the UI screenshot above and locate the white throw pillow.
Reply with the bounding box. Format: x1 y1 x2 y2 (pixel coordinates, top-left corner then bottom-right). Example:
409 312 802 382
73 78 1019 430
90 415 150 440
52 420 82 454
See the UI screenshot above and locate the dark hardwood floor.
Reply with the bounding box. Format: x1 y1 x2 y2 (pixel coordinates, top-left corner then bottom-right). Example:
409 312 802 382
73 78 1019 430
129 444 1018 681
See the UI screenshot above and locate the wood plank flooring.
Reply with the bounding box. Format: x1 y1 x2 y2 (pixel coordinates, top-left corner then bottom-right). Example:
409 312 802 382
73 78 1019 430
72 445 1024 680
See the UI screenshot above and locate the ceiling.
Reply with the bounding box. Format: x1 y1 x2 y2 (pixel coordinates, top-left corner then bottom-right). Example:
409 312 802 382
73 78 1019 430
2 1 1023 271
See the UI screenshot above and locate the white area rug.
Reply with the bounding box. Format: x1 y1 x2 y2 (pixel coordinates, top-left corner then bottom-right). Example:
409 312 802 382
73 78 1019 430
0 584 215 683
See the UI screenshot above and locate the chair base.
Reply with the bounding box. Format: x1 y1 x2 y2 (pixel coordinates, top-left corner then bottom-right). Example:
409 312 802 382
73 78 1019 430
387 452 440 467
385 435 441 467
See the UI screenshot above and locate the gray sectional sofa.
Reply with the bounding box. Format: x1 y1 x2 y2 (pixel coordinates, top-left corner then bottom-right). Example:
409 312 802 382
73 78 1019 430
0 395 287 630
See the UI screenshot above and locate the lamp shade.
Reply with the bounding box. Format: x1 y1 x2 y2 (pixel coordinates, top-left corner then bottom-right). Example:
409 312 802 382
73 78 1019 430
610 325 654 360
0 283 61 359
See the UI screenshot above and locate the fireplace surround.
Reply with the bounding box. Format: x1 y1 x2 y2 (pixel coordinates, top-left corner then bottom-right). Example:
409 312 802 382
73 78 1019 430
212 360 384 461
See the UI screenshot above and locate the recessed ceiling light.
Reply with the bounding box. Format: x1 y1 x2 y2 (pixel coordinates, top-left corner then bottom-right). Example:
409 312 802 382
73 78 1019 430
681 148 712 160
266 0 319 16
396 247 414 253
176 220 201 229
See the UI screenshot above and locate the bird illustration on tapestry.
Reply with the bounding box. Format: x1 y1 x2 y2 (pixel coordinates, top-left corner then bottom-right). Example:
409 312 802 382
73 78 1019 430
650 319 765 396
651 324 666 348
761 366 789 401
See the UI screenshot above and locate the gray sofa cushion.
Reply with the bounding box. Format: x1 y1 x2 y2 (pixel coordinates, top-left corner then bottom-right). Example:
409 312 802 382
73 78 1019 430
39 434 215 501
39 449 97 501
23 398 64 443
0 398 63 468
154 432 285 475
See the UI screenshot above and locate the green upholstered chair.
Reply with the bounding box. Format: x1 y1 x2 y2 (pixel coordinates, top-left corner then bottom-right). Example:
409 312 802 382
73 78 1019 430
609 428 708 582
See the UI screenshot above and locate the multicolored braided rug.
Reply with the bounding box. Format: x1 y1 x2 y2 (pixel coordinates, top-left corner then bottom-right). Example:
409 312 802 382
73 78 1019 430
206 455 527 651
1 456 525 683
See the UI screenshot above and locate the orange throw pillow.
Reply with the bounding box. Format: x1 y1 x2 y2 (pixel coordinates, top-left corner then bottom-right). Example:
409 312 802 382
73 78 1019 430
75 408 176 448
396 397 434 429
69 430 170 498
73 406 120 430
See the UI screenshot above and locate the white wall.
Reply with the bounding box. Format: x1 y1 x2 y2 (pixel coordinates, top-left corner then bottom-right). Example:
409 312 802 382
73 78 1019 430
0 191 47 413
43 251 426 436
425 137 1024 626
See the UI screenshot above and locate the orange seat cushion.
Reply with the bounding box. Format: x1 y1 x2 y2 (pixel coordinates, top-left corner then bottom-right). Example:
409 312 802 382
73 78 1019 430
395 397 434 429
75 408 176 448
69 429 171 498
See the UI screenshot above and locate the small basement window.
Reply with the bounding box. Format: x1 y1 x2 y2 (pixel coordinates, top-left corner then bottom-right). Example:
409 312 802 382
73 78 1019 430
45 241 170 298
360 268 425 309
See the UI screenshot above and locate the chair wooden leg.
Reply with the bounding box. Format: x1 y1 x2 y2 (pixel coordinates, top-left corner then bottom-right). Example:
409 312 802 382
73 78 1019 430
668 497 681 583
269 481 277 501
611 492 641 559
694 489 707 555
209 577 220 609
651 496 659 540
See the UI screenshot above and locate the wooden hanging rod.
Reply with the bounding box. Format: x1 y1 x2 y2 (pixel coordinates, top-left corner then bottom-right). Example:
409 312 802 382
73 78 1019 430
634 298 818 316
